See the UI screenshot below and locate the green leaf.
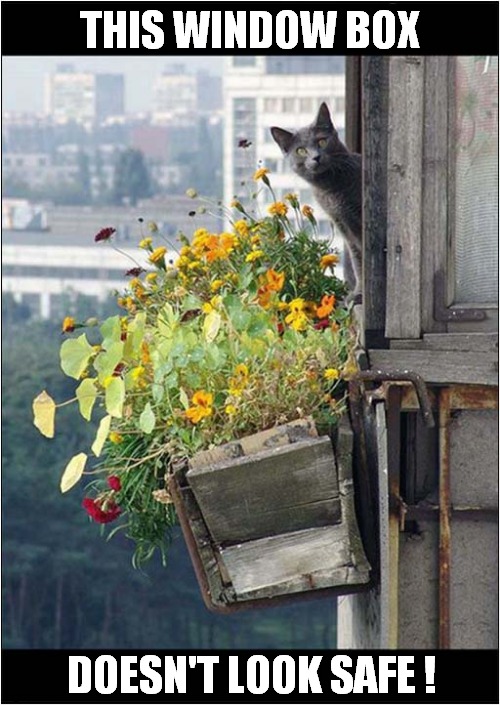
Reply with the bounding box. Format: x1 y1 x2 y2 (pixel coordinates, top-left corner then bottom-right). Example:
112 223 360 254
75 378 98 421
139 403 156 434
100 315 121 350
91 415 112 457
93 341 124 383
32 390 56 438
60 334 94 380
105 377 125 418
130 312 147 351
179 387 189 410
60 452 87 493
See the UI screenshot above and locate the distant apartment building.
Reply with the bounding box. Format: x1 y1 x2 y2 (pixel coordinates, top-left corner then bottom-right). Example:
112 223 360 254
152 65 222 122
223 56 345 242
44 64 125 125
2 198 217 319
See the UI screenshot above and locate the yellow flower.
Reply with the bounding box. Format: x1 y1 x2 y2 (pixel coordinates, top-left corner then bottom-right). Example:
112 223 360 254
109 432 123 444
179 246 192 257
62 316 76 333
149 246 167 265
246 249 265 263
286 312 309 331
231 199 244 211
288 298 306 313
233 220 249 238
225 404 237 416
148 221 159 233
253 167 270 181
284 192 299 206
235 363 249 378
131 365 145 381
210 279 225 292
145 272 158 284
302 204 315 218
324 368 340 381
185 391 213 424
139 237 153 249
228 363 249 397
268 201 288 217
320 253 340 269
285 298 309 331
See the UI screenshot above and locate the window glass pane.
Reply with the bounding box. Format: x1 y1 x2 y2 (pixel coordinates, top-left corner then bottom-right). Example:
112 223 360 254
454 56 498 304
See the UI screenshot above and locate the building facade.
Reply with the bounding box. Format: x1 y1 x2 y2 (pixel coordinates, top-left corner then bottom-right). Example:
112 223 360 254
44 64 125 125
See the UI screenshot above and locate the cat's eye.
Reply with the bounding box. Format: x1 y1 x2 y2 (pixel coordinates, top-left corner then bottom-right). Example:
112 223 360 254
296 147 307 156
318 138 328 148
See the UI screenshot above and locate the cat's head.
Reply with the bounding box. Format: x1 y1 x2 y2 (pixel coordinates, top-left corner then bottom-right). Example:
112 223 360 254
270 103 345 180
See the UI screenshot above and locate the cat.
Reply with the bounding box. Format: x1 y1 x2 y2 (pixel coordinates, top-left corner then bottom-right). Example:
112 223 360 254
270 102 362 303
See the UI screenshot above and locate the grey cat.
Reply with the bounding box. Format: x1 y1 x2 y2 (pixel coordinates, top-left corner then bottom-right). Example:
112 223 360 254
271 102 362 302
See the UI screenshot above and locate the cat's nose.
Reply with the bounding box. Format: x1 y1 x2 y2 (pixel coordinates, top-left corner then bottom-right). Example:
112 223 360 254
312 155 321 163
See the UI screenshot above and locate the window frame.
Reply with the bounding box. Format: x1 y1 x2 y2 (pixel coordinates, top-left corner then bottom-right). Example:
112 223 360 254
359 55 498 385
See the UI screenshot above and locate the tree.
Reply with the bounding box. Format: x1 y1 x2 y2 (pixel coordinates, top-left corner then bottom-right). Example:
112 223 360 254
111 148 153 207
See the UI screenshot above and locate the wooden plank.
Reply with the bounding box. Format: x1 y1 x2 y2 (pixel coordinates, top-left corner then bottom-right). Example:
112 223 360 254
391 332 498 352
369 349 498 386
220 525 371 601
188 417 317 471
385 56 425 339
362 56 389 347
421 56 449 333
187 437 340 544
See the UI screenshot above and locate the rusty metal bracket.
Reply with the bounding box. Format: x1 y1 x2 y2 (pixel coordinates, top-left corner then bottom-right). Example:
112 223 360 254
434 269 486 322
350 370 435 428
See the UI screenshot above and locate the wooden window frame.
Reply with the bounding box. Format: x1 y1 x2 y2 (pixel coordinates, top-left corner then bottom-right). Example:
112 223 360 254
357 56 498 385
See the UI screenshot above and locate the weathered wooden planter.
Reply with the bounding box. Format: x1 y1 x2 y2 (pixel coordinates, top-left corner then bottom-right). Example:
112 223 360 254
169 417 371 612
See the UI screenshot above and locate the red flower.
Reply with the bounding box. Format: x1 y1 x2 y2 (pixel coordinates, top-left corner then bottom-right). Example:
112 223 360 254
94 227 116 242
314 319 330 330
125 267 145 277
82 497 121 524
107 475 121 492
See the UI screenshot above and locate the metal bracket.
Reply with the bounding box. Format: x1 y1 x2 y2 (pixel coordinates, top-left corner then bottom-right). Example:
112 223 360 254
349 369 435 428
434 269 486 322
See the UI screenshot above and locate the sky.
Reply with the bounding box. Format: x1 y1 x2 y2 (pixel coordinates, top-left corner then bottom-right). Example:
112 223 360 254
1 56 224 114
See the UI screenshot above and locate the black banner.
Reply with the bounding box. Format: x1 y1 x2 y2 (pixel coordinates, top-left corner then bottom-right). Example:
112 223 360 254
1 2 499 56
2 649 499 704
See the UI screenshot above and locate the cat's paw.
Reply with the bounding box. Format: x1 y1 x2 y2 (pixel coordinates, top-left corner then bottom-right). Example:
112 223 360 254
345 291 363 307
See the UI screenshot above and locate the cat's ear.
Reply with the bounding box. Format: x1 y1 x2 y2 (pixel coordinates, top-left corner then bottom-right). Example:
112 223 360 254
314 102 334 131
270 127 294 154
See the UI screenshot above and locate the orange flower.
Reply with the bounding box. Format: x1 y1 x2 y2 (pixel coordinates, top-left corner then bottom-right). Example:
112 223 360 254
316 294 336 318
185 391 213 424
302 204 315 219
266 269 285 292
253 167 270 181
320 253 339 269
257 285 272 309
267 201 288 217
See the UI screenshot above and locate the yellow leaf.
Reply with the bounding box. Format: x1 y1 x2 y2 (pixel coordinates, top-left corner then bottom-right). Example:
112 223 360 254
60 453 87 493
203 310 221 343
91 415 112 457
32 390 56 438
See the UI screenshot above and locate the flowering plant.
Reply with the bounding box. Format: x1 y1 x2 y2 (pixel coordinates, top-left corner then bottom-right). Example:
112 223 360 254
32 170 358 567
